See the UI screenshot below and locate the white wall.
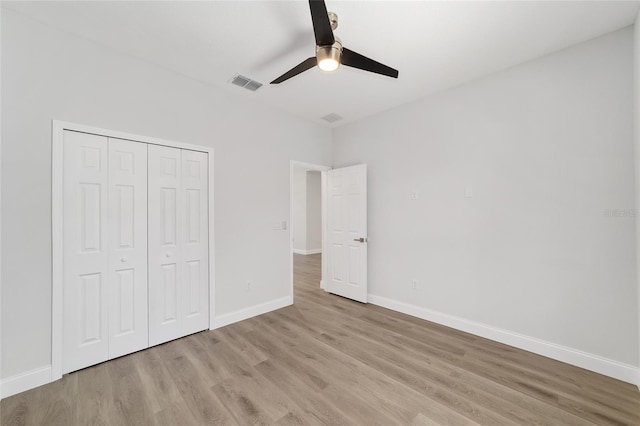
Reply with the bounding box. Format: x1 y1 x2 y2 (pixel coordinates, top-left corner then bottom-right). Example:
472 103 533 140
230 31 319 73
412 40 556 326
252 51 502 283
292 167 308 252
333 28 638 369
0 4 3 396
1 9 331 380
635 11 640 382
306 171 322 251
292 168 322 254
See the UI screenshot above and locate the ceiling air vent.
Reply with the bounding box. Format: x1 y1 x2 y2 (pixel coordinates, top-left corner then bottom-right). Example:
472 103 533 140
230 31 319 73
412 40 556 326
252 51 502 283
321 113 343 123
230 74 263 92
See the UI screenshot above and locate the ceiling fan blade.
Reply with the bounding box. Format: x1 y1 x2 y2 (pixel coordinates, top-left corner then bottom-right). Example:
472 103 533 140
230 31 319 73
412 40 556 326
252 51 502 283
341 48 399 79
309 0 335 46
270 57 318 84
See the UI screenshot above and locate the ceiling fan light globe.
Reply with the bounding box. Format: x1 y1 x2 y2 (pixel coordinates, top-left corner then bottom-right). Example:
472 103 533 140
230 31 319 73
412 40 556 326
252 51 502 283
316 42 342 73
318 58 340 72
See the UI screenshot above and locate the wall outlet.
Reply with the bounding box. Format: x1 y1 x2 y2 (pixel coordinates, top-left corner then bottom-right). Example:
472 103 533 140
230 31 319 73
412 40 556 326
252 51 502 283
411 190 419 200
246 281 251 291
411 280 417 290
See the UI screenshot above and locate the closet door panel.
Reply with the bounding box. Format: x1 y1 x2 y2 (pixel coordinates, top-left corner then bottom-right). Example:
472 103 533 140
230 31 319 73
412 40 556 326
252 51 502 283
181 150 209 335
108 138 149 358
148 145 183 346
62 131 109 373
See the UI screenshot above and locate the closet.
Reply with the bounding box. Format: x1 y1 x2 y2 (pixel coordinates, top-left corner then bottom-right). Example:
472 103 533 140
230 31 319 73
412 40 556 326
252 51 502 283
61 130 210 374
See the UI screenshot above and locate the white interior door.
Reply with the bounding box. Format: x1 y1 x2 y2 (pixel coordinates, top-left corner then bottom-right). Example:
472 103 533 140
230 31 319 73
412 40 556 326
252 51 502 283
326 164 368 303
148 145 209 345
181 150 210 335
63 131 109 373
108 138 148 358
148 145 182 345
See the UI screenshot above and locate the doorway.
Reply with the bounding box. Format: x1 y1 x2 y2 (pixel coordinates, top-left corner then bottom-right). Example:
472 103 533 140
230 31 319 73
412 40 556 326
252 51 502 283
289 161 330 302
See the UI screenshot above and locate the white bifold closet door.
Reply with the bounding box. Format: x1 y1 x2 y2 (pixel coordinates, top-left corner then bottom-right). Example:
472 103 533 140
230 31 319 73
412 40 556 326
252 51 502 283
148 145 209 346
108 138 149 359
62 132 148 374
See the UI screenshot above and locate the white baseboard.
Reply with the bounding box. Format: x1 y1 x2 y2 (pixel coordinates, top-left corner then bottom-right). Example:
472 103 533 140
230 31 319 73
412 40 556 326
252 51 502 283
211 295 293 330
368 294 639 386
292 248 322 255
1 365 52 399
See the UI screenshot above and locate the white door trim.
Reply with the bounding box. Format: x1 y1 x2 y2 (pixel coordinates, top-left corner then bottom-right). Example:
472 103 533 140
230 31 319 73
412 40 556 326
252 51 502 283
51 120 215 381
289 161 331 301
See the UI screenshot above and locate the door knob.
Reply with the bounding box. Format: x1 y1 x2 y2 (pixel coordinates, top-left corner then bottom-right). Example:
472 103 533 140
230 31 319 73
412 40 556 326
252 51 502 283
120 257 127 262
353 237 367 243
165 253 172 258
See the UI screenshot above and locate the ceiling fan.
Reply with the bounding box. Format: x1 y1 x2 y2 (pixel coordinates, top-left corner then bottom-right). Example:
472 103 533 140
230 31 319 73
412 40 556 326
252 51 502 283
271 0 399 84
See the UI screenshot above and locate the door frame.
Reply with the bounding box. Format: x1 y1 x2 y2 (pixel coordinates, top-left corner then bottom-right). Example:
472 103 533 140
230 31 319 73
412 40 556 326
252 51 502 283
289 161 331 301
51 120 215 381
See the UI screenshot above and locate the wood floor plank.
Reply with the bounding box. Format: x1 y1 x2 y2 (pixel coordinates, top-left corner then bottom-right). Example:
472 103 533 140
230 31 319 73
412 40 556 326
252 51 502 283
194 332 256 385
0 374 77 426
76 362 116 426
215 326 270 366
130 345 182 415
1 396 31 426
411 406 481 426
276 411 320 426
293 303 595 426
212 364 305 424
253 310 513 425
237 369 307 422
155 340 237 425
153 394 199 426
242 328 330 393
315 332 517 425
361 303 636 407
411 413 440 426
253 359 350 425
283 301 521 424
336 300 637 423
2 253 639 425
34 374 77 426
106 355 155 425
212 378 275 425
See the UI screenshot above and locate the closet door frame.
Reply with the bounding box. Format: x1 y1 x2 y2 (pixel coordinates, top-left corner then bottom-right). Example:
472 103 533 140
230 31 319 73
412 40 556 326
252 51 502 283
51 120 215 382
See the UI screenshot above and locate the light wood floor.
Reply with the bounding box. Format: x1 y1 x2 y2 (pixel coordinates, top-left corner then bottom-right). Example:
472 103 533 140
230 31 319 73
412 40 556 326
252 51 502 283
2 253 639 425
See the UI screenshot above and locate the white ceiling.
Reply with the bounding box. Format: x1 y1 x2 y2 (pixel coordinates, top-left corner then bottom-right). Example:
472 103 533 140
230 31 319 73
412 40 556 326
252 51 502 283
5 1 640 127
